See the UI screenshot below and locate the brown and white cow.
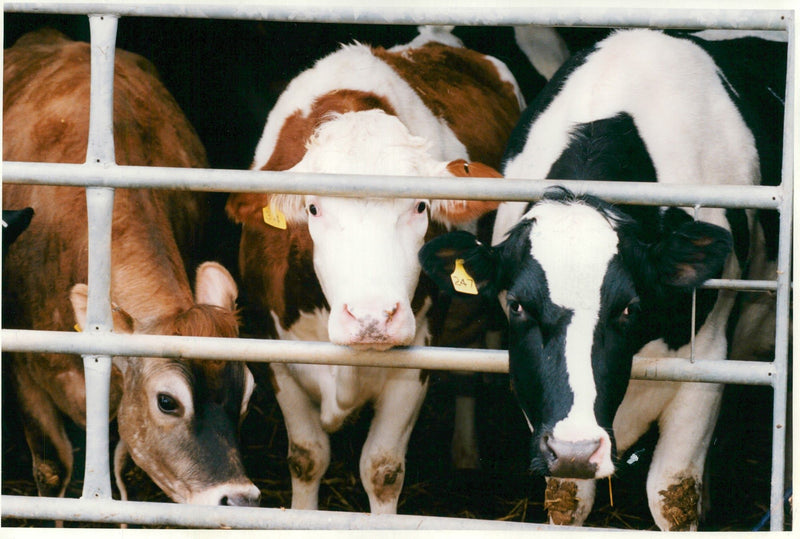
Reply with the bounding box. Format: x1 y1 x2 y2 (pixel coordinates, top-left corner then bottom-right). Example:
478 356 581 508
226 32 522 513
2 29 260 506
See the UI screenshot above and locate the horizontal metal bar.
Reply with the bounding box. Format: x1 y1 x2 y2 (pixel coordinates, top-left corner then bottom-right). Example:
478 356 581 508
2 329 511 372
1 161 783 209
1 329 776 385
632 356 775 385
700 279 778 292
2 2 791 30
0 494 586 531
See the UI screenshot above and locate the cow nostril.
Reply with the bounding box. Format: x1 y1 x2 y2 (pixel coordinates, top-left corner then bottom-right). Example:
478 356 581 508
220 490 261 507
541 434 602 479
384 303 400 321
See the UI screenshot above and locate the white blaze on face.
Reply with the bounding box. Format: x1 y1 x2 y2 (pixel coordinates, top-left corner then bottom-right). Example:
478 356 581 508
526 201 618 461
286 110 450 349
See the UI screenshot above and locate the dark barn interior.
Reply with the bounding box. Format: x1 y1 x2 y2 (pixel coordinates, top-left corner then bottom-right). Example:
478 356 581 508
2 12 791 530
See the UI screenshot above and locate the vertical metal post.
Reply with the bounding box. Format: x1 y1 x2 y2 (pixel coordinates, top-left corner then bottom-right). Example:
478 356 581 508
81 13 119 501
768 11 794 532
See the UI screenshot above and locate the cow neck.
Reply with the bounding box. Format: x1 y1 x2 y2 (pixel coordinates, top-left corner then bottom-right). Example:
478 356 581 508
109 189 195 321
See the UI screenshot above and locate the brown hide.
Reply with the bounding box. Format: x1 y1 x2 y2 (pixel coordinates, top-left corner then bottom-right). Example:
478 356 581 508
3 30 208 330
374 42 521 168
3 28 208 264
2 29 256 505
261 90 398 172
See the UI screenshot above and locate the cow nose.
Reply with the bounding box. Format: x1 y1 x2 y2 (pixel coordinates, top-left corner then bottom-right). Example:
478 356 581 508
331 299 415 349
220 487 261 507
540 433 601 479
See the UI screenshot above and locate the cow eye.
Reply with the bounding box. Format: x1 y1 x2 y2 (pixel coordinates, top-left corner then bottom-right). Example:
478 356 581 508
415 201 428 214
157 393 181 415
307 204 319 216
619 297 640 324
507 299 524 316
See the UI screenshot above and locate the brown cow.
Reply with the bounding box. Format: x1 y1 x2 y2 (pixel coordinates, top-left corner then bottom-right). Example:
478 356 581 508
226 30 522 513
3 29 260 506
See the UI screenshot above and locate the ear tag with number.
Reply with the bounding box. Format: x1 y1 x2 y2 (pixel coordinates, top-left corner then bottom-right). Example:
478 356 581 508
450 259 479 295
262 206 287 229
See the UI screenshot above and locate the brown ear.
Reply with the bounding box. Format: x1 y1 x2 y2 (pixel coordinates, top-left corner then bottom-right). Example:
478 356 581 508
225 192 271 227
446 159 503 179
194 261 238 310
70 284 134 334
433 160 502 225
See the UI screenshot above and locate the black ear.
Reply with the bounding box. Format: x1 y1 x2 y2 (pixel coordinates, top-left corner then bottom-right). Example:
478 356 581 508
419 230 500 299
656 220 733 287
623 219 733 290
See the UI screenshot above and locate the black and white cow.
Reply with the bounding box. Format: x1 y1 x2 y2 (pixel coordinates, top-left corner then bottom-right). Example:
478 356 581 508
420 29 784 530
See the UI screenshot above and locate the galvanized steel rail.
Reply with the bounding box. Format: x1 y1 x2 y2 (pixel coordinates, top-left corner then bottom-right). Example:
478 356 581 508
2 1 791 30
2 160 787 208
0 494 608 530
0 329 778 385
1 1 794 531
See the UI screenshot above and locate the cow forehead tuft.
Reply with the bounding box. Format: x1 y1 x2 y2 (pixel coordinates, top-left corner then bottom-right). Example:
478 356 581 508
292 110 436 177
525 201 619 311
526 201 618 247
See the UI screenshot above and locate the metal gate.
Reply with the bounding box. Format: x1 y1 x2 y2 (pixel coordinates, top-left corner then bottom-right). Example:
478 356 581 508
1 1 794 531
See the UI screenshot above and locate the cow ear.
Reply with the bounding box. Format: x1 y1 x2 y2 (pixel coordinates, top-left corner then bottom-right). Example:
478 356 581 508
654 220 733 287
622 220 733 290
225 192 271 227
445 159 503 180
70 284 134 334
419 230 500 298
431 160 502 225
194 261 238 310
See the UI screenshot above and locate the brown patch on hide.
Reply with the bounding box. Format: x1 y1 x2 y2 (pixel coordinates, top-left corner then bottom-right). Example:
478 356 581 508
288 443 317 482
371 456 404 503
257 223 325 332
659 476 700 531
544 478 580 526
374 42 521 168
260 89 398 173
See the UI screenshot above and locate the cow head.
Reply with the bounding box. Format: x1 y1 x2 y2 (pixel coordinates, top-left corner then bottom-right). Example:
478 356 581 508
227 110 500 350
420 189 732 479
70 262 260 506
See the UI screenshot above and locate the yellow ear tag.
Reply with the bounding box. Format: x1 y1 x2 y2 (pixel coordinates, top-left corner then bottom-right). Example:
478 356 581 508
262 206 287 229
74 324 82 332
450 259 479 295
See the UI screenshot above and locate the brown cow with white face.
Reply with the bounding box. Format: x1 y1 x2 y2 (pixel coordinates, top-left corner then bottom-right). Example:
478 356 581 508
3 29 259 506
226 31 522 513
